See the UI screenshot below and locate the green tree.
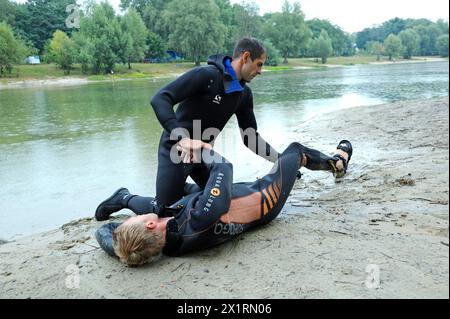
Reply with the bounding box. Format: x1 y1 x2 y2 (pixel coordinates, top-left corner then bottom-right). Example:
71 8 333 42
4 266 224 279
215 0 235 54
74 2 122 74
120 0 168 15
437 34 449 57
414 24 440 55
0 0 16 25
404 18 433 30
424 24 441 55
356 26 385 50
414 25 430 55
312 29 333 64
146 32 166 59
232 1 262 41
263 40 281 66
80 0 96 16
121 8 148 69
366 41 384 61
307 18 353 56
384 33 402 60
355 17 448 54
435 19 449 35
72 31 93 74
381 17 407 38
13 0 77 53
0 22 28 76
48 30 76 74
263 1 310 64
399 28 420 59
356 18 424 50
309 38 319 62
164 0 225 66
140 1 172 41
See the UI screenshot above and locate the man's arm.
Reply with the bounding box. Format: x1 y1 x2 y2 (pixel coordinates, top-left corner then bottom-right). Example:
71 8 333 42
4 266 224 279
235 88 280 163
150 67 210 139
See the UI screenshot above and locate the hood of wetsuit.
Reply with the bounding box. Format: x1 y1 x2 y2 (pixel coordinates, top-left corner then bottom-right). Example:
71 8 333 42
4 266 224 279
207 54 245 94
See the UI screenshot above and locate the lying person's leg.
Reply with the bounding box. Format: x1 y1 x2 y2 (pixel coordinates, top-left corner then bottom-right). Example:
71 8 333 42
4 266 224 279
300 140 353 178
255 142 305 224
257 140 352 225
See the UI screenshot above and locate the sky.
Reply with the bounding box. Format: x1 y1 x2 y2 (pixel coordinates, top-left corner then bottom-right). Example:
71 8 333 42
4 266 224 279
108 0 449 33
241 0 450 32
13 0 450 33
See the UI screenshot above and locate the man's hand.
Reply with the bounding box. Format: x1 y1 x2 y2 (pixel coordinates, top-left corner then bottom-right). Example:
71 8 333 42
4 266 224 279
176 138 212 163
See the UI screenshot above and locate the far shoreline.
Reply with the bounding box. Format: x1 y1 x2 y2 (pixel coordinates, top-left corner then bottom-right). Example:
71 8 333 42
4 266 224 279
0 56 448 90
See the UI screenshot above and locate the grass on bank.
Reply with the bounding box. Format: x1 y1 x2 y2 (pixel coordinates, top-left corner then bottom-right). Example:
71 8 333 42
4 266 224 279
1 62 195 81
288 55 447 67
1 55 447 82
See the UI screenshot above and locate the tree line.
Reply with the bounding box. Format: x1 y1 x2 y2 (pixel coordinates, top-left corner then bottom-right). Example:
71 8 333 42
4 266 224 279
357 17 449 60
1 0 448 76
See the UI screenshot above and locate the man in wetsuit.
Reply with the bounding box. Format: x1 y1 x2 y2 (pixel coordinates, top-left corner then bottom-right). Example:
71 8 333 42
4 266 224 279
95 141 353 266
151 37 281 211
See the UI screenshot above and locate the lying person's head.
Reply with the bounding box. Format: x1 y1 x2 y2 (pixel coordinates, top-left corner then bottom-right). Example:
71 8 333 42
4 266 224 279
112 214 166 266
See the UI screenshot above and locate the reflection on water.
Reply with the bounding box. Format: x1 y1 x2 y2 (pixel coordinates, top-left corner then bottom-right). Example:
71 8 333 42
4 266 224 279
0 61 448 239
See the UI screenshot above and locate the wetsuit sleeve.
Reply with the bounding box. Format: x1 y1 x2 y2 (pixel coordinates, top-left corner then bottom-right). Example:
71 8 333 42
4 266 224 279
188 150 233 231
235 88 280 163
95 223 121 257
150 67 210 138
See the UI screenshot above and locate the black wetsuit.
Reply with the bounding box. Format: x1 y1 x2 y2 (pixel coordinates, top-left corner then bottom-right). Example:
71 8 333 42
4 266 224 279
96 142 337 257
151 54 280 208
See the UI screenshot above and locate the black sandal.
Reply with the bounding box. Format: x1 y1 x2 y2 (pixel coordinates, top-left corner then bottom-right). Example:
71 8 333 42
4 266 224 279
329 140 353 178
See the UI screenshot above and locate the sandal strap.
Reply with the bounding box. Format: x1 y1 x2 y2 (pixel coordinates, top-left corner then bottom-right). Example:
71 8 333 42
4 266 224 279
332 154 348 172
336 140 353 161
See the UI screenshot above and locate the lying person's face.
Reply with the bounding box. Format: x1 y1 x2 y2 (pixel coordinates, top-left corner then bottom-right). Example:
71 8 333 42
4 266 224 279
123 213 159 230
114 213 166 266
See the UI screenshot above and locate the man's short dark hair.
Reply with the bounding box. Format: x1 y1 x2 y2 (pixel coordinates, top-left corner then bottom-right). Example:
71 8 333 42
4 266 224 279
233 37 266 60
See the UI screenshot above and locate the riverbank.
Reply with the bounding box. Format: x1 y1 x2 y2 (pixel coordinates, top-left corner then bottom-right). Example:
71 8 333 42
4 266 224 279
289 55 448 68
0 96 448 299
1 57 447 90
0 62 193 90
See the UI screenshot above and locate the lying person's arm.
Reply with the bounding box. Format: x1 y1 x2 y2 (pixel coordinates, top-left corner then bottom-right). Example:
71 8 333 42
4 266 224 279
187 149 234 232
95 223 121 257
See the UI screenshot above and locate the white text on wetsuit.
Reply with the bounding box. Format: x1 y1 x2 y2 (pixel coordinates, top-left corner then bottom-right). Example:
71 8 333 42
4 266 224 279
203 172 224 214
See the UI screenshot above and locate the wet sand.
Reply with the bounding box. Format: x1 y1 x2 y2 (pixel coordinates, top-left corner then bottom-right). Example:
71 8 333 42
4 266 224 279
0 97 448 298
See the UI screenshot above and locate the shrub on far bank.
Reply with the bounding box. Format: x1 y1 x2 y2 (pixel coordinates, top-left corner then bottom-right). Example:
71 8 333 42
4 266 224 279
0 22 29 77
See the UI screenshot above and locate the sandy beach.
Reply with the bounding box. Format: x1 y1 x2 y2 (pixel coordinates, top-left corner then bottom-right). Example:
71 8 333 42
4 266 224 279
0 96 448 299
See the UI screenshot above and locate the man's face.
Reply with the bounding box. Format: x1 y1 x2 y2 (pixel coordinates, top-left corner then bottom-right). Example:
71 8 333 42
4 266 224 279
241 52 266 83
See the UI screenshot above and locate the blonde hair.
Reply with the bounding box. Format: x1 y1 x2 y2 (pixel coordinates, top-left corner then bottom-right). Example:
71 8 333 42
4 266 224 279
112 222 165 267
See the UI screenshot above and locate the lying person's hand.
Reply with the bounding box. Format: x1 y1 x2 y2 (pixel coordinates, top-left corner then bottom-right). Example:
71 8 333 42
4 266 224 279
177 138 212 163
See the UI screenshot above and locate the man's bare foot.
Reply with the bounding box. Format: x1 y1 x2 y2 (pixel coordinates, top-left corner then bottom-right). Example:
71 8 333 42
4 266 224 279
301 154 307 167
335 148 349 171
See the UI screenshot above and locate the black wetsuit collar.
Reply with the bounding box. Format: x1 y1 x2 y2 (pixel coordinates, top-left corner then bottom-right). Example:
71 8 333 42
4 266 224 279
207 54 246 93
